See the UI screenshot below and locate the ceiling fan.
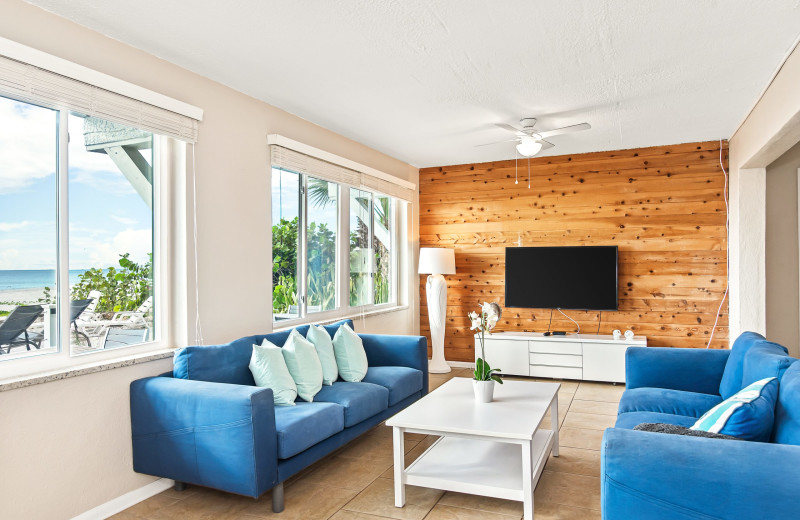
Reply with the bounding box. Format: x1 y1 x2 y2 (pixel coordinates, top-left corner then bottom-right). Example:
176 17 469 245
480 118 591 157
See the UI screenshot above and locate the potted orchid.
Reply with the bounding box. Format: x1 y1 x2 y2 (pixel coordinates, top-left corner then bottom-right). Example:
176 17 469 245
469 302 503 403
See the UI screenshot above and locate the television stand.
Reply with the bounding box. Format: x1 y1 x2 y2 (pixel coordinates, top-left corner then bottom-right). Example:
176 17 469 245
474 331 647 383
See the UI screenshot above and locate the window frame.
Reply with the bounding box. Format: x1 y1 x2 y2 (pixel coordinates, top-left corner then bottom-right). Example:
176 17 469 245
271 167 400 328
0 103 171 379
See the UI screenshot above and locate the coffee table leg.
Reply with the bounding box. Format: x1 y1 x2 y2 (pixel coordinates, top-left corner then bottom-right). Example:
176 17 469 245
522 439 534 520
551 396 559 457
393 426 405 507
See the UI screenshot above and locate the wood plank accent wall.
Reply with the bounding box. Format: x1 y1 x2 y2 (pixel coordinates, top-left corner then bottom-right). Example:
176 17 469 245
419 140 729 363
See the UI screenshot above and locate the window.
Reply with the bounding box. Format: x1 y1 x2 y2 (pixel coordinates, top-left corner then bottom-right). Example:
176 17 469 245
272 168 339 322
0 95 160 362
271 164 399 323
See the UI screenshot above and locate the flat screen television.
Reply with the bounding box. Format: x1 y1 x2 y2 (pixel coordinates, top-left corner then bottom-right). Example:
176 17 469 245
505 246 618 311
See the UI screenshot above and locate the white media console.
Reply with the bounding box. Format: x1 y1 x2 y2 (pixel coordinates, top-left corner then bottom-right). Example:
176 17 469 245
475 331 647 383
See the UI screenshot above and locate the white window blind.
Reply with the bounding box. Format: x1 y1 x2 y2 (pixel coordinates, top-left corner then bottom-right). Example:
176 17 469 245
270 145 414 201
0 55 199 142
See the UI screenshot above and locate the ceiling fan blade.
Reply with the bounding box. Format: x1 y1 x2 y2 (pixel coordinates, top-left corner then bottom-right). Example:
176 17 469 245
537 123 591 139
495 123 526 136
538 140 555 150
475 138 520 147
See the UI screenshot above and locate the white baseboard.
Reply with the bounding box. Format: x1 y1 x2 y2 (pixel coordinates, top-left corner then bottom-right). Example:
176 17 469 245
72 478 174 520
448 361 474 368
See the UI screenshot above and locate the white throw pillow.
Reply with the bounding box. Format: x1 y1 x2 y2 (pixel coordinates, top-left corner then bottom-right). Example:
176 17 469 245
306 324 338 385
332 324 369 382
282 329 324 401
249 339 297 406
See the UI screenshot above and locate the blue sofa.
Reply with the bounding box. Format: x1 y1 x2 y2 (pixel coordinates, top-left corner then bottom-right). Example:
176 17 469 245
601 332 800 519
129 320 427 512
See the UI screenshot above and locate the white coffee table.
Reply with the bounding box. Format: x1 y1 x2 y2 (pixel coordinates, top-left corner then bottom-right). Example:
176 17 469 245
386 377 560 520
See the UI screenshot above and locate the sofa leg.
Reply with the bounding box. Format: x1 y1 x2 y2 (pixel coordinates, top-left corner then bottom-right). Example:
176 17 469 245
272 482 285 513
174 481 187 492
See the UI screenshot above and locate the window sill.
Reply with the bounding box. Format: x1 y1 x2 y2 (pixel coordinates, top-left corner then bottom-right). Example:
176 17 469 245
0 348 176 393
273 304 410 332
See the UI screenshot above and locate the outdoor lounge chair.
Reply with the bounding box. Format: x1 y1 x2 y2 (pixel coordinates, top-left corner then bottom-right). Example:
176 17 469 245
0 305 44 354
70 298 95 347
103 327 148 349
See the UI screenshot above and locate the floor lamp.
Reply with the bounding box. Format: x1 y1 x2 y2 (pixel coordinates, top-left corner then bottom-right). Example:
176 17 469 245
419 247 456 374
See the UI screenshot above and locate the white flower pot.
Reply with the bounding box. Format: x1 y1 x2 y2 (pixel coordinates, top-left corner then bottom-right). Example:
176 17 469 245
473 379 495 403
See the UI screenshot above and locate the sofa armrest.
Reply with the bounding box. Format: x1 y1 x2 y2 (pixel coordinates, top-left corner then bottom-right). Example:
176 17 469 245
602 428 800 520
626 346 730 394
130 376 278 498
359 334 429 395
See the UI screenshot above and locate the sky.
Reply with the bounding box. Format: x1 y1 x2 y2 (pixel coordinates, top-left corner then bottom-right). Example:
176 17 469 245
0 96 152 271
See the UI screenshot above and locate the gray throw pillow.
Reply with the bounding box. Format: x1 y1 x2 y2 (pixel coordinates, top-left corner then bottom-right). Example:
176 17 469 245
633 422 741 440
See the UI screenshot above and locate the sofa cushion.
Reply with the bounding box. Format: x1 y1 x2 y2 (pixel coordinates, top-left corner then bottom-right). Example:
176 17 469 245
274 402 345 459
314 381 389 427
362 366 424 406
691 377 778 442
741 341 792 389
618 388 722 418
719 331 765 399
173 320 353 385
772 362 800 445
333 324 369 382
615 411 698 430
249 339 297 406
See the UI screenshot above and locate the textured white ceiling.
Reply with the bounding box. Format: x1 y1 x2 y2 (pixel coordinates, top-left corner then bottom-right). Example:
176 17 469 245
24 0 800 167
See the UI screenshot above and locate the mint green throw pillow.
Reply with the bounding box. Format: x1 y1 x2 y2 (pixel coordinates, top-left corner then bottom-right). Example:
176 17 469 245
249 340 297 406
332 324 368 382
306 325 338 386
282 329 323 401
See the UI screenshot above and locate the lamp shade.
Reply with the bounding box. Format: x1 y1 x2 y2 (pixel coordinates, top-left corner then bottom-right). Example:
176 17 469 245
516 136 542 157
418 248 456 275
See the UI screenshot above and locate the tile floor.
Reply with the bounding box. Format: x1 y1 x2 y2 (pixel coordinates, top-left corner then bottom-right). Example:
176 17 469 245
114 368 622 520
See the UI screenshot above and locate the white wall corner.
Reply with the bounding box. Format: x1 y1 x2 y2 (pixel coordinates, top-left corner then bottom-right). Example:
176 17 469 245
729 167 767 340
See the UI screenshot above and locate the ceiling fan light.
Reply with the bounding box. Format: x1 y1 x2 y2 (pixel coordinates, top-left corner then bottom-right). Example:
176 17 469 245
516 137 542 157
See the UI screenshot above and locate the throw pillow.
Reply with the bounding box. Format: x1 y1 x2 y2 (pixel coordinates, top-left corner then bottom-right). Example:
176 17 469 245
249 339 297 406
691 377 779 441
282 329 324 402
332 323 368 382
634 422 741 440
306 324 339 386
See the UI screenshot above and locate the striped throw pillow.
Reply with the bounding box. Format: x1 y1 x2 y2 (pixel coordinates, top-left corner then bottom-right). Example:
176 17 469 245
691 377 778 441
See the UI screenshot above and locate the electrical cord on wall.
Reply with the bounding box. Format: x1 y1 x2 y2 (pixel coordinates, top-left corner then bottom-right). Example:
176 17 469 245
558 307 581 334
706 139 729 349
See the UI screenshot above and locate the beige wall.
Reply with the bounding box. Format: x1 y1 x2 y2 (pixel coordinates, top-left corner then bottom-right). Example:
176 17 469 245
729 39 800 343
766 142 800 356
0 1 419 518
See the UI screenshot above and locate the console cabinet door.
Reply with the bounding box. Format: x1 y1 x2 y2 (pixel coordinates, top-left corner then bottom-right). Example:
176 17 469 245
476 339 530 376
581 342 629 383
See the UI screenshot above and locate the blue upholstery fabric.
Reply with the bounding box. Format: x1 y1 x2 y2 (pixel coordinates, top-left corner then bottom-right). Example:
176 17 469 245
314 381 389 427
277 391 422 481
172 320 353 385
130 376 278 498
691 377 778 442
741 341 792 389
618 387 722 418
774 362 800 445
359 334 429 395
625 346 730 395
615 411 697 430
133 325 428 501
719 331 766 399
602 428 800 520
274 402 344 459
362 366 423 406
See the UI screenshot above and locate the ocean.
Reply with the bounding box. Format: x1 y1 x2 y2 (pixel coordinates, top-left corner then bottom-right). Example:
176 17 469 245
0 269 93 291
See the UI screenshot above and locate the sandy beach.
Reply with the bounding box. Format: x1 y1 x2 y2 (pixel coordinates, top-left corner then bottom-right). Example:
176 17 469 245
0 287 48 311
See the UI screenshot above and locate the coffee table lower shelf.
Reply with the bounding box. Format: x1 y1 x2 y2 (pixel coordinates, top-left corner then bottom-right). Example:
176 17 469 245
401 429 554 502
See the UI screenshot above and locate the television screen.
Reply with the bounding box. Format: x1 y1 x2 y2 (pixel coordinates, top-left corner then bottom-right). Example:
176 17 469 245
505 246 618 311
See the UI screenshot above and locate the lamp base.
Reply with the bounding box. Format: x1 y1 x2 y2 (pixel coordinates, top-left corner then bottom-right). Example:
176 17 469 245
428 358 452 374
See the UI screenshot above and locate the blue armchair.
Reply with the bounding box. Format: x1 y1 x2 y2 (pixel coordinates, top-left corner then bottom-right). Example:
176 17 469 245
130 320 428 513
601 332 800 519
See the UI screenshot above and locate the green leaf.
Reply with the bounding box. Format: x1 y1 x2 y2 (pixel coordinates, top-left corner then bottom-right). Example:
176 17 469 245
491 375 503 384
